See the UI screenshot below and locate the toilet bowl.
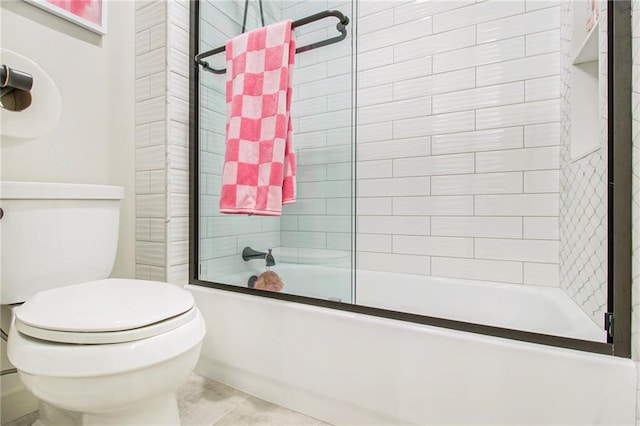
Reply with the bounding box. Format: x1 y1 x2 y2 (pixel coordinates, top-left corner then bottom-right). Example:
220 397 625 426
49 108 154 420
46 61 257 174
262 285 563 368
1 182 206 425
8 279 206 426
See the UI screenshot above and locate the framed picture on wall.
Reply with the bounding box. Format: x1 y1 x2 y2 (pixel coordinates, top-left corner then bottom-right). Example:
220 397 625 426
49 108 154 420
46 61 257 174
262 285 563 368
23 0 107 35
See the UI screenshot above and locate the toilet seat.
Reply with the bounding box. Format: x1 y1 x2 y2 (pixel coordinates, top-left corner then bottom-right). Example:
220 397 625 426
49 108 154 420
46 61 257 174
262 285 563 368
14 278 195 344
15 306 198 344
8 308 206 378
8 279 206 378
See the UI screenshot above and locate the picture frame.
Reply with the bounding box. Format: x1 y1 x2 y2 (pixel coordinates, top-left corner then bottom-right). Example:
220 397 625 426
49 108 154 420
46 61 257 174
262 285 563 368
24 0 107 35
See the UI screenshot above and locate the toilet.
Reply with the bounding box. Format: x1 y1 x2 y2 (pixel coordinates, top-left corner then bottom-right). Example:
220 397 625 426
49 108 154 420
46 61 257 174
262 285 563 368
1 181 206 426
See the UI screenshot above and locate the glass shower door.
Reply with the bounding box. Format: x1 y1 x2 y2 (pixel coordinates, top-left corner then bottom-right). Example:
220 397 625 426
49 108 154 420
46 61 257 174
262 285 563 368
196 0 355 303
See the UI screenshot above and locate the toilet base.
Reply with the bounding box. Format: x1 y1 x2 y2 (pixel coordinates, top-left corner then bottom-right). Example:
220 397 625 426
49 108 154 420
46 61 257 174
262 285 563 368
10 313 204 426
35 393 180 426
34 401 81 425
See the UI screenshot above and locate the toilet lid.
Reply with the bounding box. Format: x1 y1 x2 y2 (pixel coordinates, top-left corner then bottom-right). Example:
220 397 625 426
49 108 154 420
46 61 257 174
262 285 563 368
14 279 196 344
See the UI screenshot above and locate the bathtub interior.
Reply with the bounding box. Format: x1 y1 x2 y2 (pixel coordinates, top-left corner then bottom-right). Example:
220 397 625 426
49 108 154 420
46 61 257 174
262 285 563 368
210 260 604 342
356 269 605 341
216 260 352 303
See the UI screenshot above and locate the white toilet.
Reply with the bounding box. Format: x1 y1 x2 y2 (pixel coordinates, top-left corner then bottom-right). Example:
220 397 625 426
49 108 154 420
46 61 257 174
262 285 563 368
1 181 206 426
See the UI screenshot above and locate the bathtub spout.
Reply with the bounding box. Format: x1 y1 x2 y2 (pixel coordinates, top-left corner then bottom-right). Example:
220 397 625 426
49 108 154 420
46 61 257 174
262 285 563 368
242 247 276 267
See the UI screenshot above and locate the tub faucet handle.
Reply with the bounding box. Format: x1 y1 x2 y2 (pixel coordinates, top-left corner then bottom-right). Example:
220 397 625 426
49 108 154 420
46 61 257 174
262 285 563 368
265 249 276 268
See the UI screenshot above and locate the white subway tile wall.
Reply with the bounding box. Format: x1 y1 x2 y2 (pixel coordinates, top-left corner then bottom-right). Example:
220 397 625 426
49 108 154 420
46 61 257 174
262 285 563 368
356 0 561 285
135 1 168 282
135 0 192 284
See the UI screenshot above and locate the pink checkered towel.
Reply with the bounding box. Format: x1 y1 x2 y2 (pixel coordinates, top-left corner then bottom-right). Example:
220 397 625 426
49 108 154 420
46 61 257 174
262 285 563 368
219 20 296 216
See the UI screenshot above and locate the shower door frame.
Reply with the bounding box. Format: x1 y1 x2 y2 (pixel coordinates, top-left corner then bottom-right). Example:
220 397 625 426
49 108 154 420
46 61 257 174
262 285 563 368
188 0 633 358
607 0 632 358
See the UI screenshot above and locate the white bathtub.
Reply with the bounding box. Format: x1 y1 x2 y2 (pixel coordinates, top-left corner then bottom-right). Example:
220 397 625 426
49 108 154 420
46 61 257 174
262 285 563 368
190 266 636 425
219 264 604 341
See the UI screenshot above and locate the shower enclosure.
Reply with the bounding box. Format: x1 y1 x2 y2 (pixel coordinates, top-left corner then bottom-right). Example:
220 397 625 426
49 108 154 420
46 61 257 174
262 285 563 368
191 0 632 354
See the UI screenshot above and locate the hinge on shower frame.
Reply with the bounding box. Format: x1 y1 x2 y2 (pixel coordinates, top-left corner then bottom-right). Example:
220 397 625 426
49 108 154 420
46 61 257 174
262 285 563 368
604 312 614 338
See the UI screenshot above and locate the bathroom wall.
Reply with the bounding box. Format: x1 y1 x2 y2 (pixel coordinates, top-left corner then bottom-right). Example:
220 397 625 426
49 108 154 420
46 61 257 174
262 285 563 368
356 0 562 285
134 0 192 284
558 1 608 328
0 2 135 423
0 0 136 279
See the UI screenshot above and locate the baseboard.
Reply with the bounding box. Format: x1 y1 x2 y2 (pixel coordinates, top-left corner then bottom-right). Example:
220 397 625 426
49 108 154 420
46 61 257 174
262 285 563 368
194 356 398 426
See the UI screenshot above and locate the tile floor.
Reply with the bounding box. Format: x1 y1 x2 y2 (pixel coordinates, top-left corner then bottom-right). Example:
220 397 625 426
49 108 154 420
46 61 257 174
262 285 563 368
6 374 328 426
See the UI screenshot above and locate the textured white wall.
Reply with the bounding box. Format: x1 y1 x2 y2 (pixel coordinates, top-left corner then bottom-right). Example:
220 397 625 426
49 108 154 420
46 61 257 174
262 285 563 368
0 0 136 279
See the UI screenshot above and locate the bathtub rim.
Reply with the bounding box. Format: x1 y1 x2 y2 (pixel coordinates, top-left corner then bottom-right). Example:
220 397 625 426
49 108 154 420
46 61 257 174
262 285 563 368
190 277 615 357
210 263 603 341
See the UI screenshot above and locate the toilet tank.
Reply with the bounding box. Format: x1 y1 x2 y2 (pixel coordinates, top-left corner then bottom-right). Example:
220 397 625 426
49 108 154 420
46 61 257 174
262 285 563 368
0 182 124 304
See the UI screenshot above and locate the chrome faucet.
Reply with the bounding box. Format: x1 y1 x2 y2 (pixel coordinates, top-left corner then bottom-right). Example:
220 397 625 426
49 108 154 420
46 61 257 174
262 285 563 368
242 246 276 267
